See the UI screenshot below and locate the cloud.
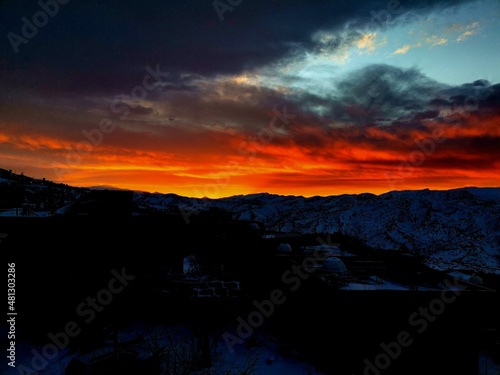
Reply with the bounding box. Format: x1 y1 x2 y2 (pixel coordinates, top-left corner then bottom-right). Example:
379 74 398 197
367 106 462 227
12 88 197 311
357 33 382 54
0 0 496 195
456 22 480 41
410 20 480 48
0 0 478 97
2 66 498 196
425 35 448 46
322 64 448 125
456 30 472 41
392 44 412 55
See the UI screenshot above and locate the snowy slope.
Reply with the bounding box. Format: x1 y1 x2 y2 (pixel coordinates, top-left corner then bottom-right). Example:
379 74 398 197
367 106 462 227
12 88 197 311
1 168 498 275
134 188 500 274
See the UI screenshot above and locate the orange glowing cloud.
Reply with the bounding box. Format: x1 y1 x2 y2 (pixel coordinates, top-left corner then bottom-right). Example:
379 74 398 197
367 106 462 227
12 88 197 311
1 83 499 198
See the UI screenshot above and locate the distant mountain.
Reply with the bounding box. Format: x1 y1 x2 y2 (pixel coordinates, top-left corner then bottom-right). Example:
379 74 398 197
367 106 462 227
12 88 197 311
1 167 499 274
134 188 500 275
88 185 133 191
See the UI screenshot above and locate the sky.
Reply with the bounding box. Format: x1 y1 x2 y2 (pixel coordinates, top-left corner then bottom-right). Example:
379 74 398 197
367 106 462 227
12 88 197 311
0 0 499 198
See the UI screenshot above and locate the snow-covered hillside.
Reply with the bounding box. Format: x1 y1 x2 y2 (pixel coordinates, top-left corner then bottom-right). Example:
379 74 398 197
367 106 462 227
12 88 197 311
134 188 500 275
1 167 498 274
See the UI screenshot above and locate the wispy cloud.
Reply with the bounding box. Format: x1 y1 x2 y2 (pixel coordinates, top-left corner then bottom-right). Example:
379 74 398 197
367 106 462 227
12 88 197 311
426 35 448 47
357 33 386 55
392 45 411 55
456 22 480 42
406 21 480 53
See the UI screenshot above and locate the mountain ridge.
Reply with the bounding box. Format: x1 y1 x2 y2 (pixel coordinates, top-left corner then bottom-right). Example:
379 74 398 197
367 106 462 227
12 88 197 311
134 184 500 275
1 167 499 274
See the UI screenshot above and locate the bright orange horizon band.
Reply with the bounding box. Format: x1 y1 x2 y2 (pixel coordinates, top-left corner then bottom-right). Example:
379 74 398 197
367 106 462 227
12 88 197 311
1 111 498 198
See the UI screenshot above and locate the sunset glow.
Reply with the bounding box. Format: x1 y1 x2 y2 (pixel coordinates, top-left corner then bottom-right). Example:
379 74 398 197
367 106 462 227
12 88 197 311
1 0 499 197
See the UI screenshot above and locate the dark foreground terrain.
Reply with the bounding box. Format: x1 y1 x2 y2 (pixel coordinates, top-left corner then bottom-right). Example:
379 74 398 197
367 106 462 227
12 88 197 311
1 212 499 375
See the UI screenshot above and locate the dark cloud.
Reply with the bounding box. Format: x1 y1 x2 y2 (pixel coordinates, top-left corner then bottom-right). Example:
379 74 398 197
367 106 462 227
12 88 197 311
476 84 500 112
127 105 154 116
429 98 452 108
0 0 476 97
285 67 500 127
419 155 499 171
314 64 447 124
411 110 440 120
425 81 500 117
461 79 490 87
